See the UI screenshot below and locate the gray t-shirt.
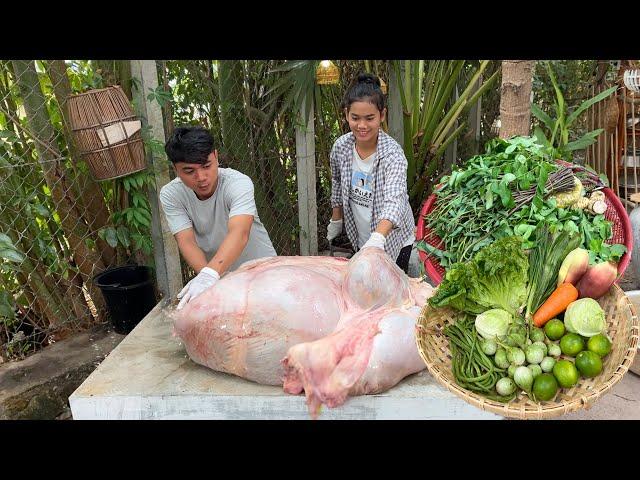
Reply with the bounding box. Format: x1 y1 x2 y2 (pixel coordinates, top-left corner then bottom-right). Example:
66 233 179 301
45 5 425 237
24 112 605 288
159 167 277 272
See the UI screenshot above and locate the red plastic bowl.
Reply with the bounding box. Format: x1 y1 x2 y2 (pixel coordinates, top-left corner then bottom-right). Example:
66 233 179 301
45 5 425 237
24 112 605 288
416 188 633 287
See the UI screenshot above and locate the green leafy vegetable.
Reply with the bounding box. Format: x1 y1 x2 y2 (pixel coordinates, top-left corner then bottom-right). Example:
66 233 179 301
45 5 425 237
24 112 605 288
418 136 621 268
428 236 529 316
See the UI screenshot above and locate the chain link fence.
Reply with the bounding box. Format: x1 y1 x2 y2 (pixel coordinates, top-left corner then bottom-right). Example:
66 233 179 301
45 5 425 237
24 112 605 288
0 59 364 361
0 59 488 361
313 60 389 255
160 60 305 284
0 60 129 361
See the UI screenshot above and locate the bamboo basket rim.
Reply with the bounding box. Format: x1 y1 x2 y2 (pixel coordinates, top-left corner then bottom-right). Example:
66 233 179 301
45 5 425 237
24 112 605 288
91 165 148 182
66 85 126 100
415 284 640 419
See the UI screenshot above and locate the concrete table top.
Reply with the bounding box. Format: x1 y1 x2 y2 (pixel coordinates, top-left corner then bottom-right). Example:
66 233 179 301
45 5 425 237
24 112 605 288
69 300 499 420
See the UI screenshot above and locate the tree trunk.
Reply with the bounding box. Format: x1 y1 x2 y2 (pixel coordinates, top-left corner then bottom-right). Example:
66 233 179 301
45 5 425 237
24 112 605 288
46 60 116 268
0 207 73 328
499 60 535 138
158 60 174 138
117 60 132 99
48 60 116 266
0 74 83 329
11 60 107 321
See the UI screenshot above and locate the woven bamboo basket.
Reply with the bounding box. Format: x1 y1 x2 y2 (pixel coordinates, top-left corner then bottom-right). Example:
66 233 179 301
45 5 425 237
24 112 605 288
66 86 146 181
415 284 639 419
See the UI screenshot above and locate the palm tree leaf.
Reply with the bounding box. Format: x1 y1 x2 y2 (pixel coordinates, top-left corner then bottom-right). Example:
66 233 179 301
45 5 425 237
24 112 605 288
565 129 604 151
392 60 408 111
566 85 617 127
531 103 555 131
533 126 552 149
433 121 467 160
464 68 499 109
431 101 466 151
546 62 565 121
268 60 309 74
421 61 464 150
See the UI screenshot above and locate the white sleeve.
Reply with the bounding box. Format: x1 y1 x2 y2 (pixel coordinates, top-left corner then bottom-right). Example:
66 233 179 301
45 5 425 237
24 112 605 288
227 176 258 218
159 187 193 234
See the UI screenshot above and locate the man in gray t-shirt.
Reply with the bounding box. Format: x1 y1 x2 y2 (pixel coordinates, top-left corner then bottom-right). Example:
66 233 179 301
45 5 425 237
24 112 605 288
159 126 276 309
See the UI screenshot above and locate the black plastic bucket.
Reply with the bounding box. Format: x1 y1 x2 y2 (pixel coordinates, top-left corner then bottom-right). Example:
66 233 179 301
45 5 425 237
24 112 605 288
94 265 157 334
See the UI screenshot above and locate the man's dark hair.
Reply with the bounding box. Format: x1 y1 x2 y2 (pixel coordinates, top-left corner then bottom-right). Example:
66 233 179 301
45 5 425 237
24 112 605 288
164 126 215 165
342 72 386 113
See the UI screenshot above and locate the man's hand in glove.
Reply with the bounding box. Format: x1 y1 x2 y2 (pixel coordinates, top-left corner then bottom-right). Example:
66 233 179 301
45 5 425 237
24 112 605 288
362 232 386 250
176 266 220 310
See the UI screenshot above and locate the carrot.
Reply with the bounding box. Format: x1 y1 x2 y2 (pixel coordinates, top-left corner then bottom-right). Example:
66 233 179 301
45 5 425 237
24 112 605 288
532 283 579 327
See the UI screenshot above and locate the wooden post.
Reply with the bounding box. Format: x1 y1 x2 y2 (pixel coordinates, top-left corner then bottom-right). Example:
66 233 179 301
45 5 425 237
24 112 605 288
388 62 404 147
295 93 318 256
130 60 182 300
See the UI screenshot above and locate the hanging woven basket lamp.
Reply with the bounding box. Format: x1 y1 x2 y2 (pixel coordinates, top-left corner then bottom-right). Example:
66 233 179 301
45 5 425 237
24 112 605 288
316 60 340 85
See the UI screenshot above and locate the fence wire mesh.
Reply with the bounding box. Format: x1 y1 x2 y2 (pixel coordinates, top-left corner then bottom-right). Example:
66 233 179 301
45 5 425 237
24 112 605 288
0 60 129 360
0 58 506 361
0 59 361 360
161 60 305 284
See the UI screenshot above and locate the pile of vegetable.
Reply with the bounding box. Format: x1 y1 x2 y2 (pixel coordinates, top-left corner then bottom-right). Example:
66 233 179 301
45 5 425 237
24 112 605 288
428 226 616 404
418 136 626 269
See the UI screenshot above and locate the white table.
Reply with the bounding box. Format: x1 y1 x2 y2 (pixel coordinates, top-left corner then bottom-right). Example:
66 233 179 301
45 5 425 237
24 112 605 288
69 300 499 420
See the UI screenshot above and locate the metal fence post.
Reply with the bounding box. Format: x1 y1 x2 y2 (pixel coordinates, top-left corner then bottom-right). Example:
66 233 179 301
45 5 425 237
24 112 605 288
295 93 318 255
130 60 182 300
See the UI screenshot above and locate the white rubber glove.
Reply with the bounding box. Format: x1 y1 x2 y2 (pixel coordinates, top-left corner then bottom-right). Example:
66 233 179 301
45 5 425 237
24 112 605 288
326 218 343 242
362 232 386 250
176 267 220 310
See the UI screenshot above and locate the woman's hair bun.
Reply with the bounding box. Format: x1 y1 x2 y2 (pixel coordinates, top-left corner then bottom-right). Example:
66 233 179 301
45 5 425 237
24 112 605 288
357 72 381 87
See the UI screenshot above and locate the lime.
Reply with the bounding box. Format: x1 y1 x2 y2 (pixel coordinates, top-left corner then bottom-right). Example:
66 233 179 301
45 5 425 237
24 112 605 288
544 319 565 341
587 334 612 357
553 359 580 388
575 351 603 378
560 333 585 357
532 373 558 401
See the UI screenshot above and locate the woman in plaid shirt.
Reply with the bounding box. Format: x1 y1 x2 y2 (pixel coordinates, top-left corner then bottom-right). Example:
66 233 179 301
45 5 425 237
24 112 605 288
326 73 416 273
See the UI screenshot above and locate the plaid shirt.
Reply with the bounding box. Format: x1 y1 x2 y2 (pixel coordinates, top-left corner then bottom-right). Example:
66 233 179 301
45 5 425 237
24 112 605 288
330 129 415 261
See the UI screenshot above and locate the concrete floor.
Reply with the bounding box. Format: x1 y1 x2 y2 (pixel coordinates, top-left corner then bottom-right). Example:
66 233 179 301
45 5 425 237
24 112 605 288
551 370 639 420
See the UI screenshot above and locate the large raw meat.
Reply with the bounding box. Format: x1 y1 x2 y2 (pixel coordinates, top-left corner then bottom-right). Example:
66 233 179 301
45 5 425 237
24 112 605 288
172 248 434 416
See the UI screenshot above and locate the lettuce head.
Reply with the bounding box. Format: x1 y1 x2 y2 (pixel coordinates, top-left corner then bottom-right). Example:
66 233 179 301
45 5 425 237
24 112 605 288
428 236 529 316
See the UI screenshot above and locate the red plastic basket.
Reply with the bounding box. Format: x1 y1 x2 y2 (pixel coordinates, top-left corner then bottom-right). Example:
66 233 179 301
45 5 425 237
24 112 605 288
416 187 633 286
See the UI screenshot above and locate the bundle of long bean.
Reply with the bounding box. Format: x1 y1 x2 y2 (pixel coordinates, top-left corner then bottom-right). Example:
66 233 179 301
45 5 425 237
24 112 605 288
444 315 516 403
510 165 576 214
